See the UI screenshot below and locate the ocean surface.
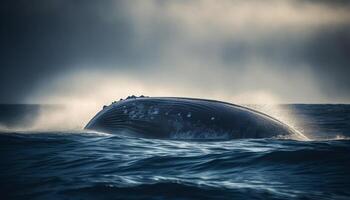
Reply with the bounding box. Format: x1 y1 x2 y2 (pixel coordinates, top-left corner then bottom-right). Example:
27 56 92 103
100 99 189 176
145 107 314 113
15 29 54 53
0 104 349 200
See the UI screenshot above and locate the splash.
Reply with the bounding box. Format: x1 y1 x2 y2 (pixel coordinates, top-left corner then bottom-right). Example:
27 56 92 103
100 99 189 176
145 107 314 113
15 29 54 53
170 130 231 140
232 91 310 140
28 103 99 131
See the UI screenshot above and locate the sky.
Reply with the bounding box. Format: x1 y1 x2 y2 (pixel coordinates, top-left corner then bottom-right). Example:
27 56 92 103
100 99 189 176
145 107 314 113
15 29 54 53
1 0 350 104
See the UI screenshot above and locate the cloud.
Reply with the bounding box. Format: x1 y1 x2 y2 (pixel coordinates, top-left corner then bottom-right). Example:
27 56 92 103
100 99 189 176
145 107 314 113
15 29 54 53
1 0 350 103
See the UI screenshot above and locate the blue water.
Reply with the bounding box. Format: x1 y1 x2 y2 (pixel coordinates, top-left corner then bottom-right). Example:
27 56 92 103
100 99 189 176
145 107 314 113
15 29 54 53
1 104 350 199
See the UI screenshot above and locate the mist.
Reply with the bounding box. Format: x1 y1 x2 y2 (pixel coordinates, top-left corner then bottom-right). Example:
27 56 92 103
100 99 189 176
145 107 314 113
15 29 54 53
1 0 349 132
2 0 346 105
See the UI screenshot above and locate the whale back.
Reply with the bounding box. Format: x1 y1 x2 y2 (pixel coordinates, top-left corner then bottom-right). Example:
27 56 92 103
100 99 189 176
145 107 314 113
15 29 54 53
85 97 303 139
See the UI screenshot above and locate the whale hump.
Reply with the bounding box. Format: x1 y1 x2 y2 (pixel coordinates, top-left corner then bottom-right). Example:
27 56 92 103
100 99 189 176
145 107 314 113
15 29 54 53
85 97 306 140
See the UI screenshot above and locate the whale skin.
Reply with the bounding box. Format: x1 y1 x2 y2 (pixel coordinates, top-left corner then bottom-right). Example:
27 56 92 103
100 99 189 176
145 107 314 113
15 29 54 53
85 97 306 140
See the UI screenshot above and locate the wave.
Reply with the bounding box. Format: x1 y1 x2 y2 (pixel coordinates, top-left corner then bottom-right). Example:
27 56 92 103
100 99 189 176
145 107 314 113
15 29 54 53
1 130 350 200
1 104 349 199
60 181 297 200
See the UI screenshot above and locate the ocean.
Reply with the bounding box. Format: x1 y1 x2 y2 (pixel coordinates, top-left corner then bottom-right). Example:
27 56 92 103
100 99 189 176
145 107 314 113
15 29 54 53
0 104 349 199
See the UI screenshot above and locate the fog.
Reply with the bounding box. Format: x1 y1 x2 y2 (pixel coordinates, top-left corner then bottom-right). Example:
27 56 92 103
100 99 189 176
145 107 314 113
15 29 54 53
1 0 349 131
10 0 348 105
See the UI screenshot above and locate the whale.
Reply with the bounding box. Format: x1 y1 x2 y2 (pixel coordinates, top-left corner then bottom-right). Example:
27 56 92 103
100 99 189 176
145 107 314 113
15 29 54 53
85 97 307 140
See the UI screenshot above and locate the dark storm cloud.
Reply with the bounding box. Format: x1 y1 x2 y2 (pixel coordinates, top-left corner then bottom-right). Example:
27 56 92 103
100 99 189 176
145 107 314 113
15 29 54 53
0 0 137 102
302 26 350 98
221 25 350 99
302 0 350 6
1 0 350 103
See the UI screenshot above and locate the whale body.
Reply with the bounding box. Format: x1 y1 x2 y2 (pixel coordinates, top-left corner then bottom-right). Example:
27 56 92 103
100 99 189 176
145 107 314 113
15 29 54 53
85 97 306 140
